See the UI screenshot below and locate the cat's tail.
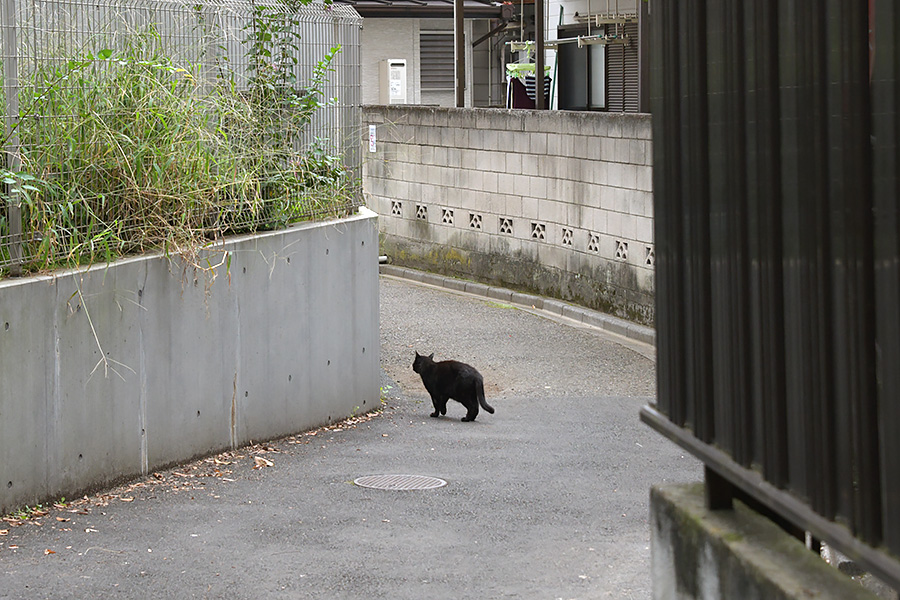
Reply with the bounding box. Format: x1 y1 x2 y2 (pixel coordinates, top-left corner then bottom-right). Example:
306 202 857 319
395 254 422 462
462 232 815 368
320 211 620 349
477 379 494 414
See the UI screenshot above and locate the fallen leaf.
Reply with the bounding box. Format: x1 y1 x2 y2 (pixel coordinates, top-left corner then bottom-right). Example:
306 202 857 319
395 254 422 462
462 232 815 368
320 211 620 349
253 457 274 469
44 549 56 555
0 529 7 535
214 458 230 465
120 497 135 502
56 517 70 522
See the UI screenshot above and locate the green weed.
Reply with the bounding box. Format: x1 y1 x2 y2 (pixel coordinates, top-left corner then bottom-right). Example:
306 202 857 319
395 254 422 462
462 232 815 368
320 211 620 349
1 4 357 279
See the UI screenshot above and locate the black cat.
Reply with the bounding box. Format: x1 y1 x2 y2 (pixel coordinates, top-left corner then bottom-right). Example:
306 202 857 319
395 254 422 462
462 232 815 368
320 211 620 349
412 352 495 422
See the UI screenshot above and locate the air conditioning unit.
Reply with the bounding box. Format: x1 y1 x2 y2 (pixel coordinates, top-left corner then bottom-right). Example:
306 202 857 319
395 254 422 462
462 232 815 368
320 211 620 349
379 59 407 104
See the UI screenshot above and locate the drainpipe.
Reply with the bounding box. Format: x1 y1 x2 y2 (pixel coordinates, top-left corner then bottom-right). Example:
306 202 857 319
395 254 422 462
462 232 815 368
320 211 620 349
535 0 545 109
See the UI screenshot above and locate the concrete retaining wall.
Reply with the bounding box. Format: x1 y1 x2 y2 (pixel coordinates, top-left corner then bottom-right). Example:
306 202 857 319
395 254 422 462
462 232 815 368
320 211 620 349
651 483 878 600
363 105 654 325
0 208 380 514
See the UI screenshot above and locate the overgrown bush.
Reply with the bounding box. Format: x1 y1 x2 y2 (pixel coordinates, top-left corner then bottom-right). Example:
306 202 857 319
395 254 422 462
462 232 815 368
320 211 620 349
0 3 357 276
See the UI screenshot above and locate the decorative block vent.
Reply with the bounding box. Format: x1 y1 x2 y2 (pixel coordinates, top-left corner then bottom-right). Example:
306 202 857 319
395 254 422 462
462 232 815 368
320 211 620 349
469 213 483 230
615 240 629 260
646 246 655 266
390 200 402 216
416 204 428 220
531 223 546 240
588 233 601 253
561 228 574 246
500 217 514 235
441 208 454 225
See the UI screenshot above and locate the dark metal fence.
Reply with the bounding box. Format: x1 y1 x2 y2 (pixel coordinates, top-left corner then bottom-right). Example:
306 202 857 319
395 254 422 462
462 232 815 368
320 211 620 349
640 0 900 589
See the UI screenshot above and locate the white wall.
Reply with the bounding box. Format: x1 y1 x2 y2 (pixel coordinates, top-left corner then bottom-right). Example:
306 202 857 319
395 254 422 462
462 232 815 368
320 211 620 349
360 19 419 106
361 17 500 108
548 0 641 25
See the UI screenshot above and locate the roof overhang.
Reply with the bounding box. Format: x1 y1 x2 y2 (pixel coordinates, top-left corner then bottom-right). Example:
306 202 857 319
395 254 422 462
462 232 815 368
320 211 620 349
333 1 507 19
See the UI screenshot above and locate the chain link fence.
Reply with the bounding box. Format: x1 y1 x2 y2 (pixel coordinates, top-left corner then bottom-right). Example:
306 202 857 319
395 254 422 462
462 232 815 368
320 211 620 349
1 0 362 277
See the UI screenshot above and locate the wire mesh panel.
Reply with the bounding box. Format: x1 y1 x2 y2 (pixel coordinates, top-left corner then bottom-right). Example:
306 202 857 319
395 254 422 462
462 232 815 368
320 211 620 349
643 0 900 589
1 0 362 277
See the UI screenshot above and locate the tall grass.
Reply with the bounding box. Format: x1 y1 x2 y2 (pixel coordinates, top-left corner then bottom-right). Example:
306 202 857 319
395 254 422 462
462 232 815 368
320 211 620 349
1 15 356 277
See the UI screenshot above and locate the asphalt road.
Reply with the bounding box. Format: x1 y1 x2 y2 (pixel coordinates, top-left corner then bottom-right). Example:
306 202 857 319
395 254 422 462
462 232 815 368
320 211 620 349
0 274 701 599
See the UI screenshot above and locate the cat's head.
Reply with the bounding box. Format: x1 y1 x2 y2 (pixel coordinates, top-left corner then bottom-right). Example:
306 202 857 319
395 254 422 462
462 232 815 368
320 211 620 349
412 351 434 373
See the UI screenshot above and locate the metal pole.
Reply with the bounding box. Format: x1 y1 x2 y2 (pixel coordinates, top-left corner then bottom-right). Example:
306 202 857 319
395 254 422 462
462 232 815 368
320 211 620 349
638 0 650 112
535 0 545 109
1 0 22 275
454 0 465 107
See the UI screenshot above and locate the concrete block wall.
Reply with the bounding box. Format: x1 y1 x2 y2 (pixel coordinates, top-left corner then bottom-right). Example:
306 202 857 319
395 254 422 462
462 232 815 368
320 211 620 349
363 105 654 324
0 209 380 514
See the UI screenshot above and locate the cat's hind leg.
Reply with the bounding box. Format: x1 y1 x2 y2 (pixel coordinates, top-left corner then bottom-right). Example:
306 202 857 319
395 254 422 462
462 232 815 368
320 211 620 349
461 399 479 422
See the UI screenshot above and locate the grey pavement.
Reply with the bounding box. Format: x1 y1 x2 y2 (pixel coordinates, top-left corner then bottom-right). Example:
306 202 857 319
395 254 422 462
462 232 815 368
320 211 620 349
0 274 701 599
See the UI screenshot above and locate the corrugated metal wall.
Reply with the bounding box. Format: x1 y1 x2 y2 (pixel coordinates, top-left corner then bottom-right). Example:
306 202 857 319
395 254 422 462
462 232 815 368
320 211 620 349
645 0 900 587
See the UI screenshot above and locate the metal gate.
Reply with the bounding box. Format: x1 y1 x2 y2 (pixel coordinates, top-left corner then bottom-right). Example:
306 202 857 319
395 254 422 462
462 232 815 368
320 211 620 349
642 0 900 589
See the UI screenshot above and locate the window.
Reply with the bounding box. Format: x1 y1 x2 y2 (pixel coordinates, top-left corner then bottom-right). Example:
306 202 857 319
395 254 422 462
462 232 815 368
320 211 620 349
556 25 606 110
556 21 639 112
420 32 454 90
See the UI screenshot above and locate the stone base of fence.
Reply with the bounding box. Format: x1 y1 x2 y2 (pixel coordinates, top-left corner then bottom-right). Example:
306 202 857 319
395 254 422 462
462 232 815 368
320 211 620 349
651 483 880 600
379 235 653 326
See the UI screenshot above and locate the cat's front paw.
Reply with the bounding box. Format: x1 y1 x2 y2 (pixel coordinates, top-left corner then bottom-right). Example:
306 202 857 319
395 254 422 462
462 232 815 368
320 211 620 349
430 411 441 418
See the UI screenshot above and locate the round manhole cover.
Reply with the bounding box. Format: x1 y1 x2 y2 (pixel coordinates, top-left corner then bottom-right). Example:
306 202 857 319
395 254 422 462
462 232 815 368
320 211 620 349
353 474 447 491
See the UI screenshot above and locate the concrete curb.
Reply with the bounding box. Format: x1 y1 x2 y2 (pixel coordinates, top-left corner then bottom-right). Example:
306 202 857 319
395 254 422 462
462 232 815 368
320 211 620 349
379 264 656 347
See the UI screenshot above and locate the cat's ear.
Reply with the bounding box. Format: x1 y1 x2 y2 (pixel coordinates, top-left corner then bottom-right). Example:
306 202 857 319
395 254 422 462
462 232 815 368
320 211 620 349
415 351 420 358
428 353 434 359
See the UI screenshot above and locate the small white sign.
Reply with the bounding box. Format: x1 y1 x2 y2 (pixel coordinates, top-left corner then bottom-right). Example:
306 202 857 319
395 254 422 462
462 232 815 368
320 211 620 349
369 124 376 153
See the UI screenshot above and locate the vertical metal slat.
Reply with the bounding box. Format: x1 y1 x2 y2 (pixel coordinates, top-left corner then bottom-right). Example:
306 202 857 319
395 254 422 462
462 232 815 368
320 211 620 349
872 0 900 557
